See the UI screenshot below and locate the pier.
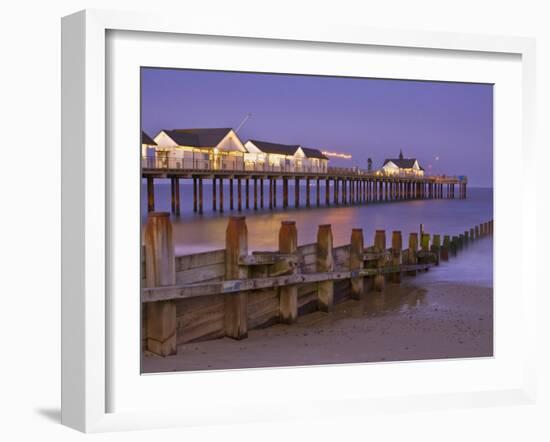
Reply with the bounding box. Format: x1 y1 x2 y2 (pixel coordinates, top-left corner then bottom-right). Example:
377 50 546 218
141 213 492 357
142 159 468 215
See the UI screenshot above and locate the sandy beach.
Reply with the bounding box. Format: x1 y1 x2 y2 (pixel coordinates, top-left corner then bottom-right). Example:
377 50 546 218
142 280 493 373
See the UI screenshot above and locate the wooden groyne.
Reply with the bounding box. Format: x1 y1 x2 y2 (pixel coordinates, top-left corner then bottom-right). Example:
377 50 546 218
141 214 493 357
143 162 467 215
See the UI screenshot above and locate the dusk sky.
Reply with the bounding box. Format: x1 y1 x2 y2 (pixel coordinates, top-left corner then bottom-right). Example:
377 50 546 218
141 68 493 187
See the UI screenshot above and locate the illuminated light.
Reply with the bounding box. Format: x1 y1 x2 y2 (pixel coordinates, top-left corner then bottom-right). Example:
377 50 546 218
322 151 352 160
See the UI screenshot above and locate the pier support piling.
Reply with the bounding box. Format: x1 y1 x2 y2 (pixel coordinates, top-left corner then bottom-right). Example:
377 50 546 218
147 176 155 212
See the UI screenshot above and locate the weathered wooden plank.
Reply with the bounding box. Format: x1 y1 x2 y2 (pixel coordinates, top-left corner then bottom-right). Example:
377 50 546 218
176 295 224 344
142 263 436 302
175 249 225 272
175 263 225 285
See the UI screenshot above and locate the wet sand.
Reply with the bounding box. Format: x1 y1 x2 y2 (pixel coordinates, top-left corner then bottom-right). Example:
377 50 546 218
142 280 493 373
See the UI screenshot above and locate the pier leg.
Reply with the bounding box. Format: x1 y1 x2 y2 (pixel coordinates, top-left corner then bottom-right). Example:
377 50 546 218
170 177 175 213
333 179 338 205
245 178 250 209
193 177 197 212
260 178 264 208
225 216 248 339
253 177 258 210
306 177 311 207
317 224 334 312
374 230 386 290
212 177 217 211
317 178 321 206
198 178 203 214
269 178 273 209
229 178 234 210
295 177 300 208
147 176 155 212
174 178 180 216
273 178 277 207
283 177 289 208
350 228 364 300
219 178 224 213
391 231 402 283
144 212 176 356
325 178 330 206
279 221 298 323
237 178 242 211
343 179 347 204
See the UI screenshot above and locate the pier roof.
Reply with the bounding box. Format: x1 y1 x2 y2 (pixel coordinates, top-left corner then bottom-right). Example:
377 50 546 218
301 147 328 160
141 131 157 145
382 158 424 170
248 140 301 156
249 140 328 160
165 128 234 148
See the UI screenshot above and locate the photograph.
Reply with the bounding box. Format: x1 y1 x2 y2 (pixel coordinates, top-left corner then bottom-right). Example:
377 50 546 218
140 67 494 373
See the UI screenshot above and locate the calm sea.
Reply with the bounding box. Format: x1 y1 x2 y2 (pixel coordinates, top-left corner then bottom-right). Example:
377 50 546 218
141 180 493 286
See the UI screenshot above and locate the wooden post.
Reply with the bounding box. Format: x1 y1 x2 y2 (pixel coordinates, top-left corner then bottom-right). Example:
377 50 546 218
407 232 418 275
170 177 175 214
350 228 365 299
224 216 248 339
229 178 234 210
193 177 197 212
245 178 250 209
306 177 311 207
174 177 180 216
475 225 480 239
219 178 224 213
431 234 441 265
470 227 475 241
374 230 386 291
147 176 155 212
441 235 450 261
317 224 334 312
421 233 430 252
269 178 273 209
295 177 300 208
450 235 458 256
260 178 264 209
144 212 176 357
420 223 425 238
464 230 469 245
391 230 402 283
279 221 298 323
212 177 217 211
458 234 465 250
317 178 321 206
283 177 289 208
198 177 203 214
237 178 242 211
253 177 258 210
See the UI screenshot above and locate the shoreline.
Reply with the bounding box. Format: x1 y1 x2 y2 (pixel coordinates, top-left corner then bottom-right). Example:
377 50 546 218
142 280 493 373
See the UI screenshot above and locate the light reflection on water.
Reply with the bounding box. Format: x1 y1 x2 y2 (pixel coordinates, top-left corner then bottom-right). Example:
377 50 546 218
141 182 493 285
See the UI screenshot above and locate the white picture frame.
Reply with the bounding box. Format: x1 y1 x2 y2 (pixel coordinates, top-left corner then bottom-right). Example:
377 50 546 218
61 9 537 433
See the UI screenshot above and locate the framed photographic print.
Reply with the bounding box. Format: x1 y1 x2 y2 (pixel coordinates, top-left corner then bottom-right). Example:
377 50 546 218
61 9 537 433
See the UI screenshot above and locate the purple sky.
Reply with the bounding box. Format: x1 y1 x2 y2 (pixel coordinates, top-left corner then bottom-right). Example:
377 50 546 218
141 68 493 187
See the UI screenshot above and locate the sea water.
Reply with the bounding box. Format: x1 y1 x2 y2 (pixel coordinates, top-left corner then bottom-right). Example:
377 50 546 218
141 181 493 286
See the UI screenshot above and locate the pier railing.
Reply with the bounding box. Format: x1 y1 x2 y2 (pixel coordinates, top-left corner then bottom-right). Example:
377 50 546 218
141 213 493 357
141 156 463 181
